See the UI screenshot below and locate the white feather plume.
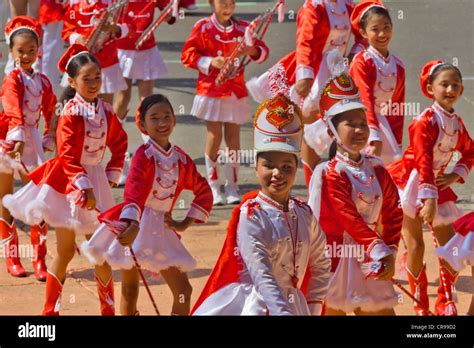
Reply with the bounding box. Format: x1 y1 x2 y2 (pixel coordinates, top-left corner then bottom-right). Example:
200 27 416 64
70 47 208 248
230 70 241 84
326 49 348 78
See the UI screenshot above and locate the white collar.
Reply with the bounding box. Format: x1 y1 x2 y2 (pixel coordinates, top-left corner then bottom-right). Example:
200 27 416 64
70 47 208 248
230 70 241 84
211 13 234 33
432 102 456 119
368 46 391 64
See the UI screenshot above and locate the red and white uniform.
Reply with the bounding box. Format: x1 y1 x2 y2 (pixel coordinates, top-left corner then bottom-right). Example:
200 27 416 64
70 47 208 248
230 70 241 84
192 191 330 315
37 0 66 92
436 212 474 273
81 139 213 273
350 46 405 165
3 93 128 236
117 0 170 80
388 103 474 227
247 0 365 107
308 153 402 312
0 67 57 173
181 14 269 124
62 0 129 93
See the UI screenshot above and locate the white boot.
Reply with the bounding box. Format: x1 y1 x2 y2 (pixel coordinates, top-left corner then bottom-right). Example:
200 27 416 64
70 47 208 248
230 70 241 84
205 155 225 206
224 160 241 205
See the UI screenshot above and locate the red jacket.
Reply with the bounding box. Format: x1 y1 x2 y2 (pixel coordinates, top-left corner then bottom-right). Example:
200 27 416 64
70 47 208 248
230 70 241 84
310 154 402 271
268 0 366 91
62 0 130 68
350 46 405 146
117 0 172 51
99 141 213 225
0 68 56 145
388 104 474 200
29 93 128 193
181 14 269 98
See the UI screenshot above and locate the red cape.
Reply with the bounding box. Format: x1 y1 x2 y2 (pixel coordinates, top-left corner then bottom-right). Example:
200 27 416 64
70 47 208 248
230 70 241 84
191 191 311 315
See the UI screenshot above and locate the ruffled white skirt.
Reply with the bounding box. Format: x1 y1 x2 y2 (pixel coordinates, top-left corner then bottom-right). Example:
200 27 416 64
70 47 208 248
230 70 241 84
0 126 47 176
61 63 128 94
3 164 115 236
398 170 463 227
191 94 251 125
325 233 399 313
81 207 196 273
118 47 167 80
436 231 474 272
193 282 310 316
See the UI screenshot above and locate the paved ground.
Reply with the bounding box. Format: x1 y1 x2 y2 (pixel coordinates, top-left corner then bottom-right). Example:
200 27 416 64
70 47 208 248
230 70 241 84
0 0 473 315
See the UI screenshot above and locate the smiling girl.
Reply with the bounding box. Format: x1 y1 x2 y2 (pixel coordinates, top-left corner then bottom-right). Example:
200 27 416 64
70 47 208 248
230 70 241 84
81 94 213 315
388 61 474 316
308 51 402 315
192 94 331 316
0 16 57 280
3 44 128 315
350 0 405 165
182 0 269 206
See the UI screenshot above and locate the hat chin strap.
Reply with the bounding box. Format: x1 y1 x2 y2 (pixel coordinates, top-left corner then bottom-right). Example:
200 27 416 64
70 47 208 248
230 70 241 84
327 120 360 156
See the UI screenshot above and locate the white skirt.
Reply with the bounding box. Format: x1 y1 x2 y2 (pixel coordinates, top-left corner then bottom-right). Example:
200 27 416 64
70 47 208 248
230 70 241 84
118 47 167 80
61 63 128 94
436 231 474 273
191 94 251 125
193 282 310 316
325 233 399 313
81 207 196 273
399 170 463 227
3 164 115 236
0 126 46 175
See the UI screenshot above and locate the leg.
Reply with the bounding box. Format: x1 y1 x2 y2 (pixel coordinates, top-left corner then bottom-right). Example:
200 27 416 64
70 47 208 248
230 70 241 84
223 122 241 204
0 172 26 277
432 224 458 316
113 78 133 121
204 121 225 205
354 307 396 316
301 140 321 187
324 307 347 316
120 267 140 316
137 79 154 101
160 267 192 315
27 0 40 18
9 0 28 17
403 214 430 315
468 267 474 315
43 227 76 315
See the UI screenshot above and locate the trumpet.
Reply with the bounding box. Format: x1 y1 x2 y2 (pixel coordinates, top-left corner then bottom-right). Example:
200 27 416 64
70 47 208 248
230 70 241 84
215 0 285 86
135 0 179 50
85 0 130 54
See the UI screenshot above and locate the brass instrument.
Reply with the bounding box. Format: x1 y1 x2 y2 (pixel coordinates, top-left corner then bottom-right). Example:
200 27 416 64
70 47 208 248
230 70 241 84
85 0 130 54
135 0 179 50
215 0 284 86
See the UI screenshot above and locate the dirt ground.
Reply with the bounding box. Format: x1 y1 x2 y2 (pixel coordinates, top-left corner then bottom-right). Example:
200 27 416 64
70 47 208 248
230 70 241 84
0 211 472 316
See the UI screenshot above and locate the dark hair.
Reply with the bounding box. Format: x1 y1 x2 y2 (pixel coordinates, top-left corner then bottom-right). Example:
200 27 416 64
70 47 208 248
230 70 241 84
359 6 392 31
138 94 175 124
59 53 101 105
255 151 299 166
66 52 100 78
429 63 463 85
9 28 39 49
328 114 345 159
